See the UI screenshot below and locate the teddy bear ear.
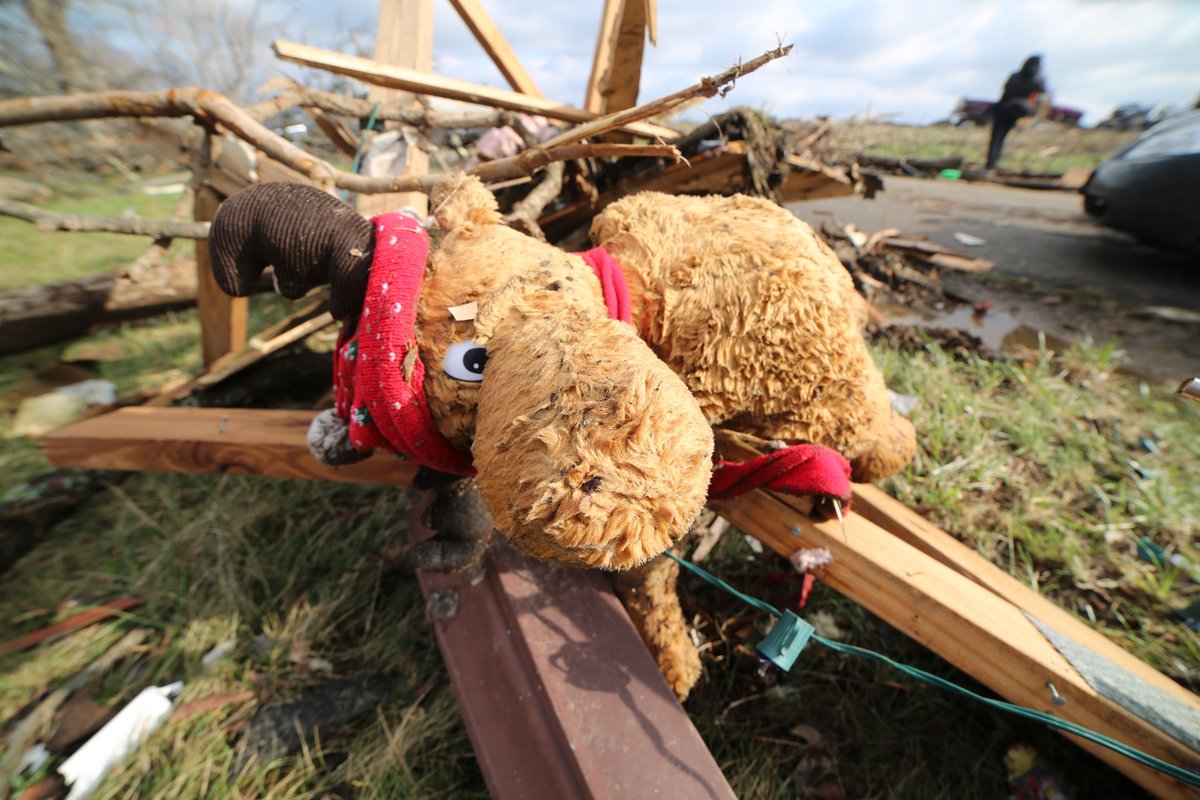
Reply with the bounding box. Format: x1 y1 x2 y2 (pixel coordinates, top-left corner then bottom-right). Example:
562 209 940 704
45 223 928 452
430 173 503 232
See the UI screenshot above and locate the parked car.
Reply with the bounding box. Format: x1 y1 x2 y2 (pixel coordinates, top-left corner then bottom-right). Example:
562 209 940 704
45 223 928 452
1082 109 1200 249
1095 102 1178 131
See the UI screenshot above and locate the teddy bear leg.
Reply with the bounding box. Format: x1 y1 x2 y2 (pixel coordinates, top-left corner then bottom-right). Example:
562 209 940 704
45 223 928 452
849 410 918 484
404 478 494 573
614 550 702 701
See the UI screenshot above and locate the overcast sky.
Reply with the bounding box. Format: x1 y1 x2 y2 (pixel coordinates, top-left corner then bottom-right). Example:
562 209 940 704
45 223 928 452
282 0 1199 126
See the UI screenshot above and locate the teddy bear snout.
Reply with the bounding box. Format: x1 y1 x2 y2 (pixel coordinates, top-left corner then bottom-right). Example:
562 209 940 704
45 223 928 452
470 311 714 571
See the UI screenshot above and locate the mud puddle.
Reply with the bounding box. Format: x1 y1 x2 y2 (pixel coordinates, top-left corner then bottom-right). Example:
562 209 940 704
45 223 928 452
877 303 1072 355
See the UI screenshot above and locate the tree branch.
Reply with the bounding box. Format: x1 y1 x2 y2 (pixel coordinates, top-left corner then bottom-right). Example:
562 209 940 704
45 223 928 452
0 43 787 196
538 44 793 149
504 162 564 241
0 197 211 238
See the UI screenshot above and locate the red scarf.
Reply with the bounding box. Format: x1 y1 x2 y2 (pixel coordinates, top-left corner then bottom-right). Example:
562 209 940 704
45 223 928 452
334 213 475 475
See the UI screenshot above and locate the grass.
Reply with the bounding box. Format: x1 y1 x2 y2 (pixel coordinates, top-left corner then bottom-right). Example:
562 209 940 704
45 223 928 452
824 121 1140 175
0 173 191 290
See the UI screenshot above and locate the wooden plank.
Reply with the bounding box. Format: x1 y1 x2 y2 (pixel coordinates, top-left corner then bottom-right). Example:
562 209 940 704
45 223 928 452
880 236 994 273
447 0 543 98
40 407 418 485
272 39 679 142
584 0 622 113
145 301 334 408
779 154 856 202
712 438 1200 798
194 186 247 365
408 494 735 800
585 0 651 115
359 0 434 217
851 483 1200 715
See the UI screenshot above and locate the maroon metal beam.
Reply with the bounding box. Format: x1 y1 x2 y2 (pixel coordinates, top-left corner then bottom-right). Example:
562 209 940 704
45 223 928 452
409 493 734 800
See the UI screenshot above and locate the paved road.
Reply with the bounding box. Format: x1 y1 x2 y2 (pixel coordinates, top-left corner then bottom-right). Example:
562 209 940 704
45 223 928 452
790 176 1200 382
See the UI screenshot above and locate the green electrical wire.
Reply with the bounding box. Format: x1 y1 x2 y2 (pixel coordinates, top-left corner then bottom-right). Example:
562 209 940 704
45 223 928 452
665 551 1200 789
341 102 382 204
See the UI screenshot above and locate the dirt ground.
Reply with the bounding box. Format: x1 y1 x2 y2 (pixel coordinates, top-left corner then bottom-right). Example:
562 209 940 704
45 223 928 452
790 176 1200 383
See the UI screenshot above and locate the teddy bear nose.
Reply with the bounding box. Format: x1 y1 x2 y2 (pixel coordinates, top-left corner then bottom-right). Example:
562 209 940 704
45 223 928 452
443 341 488 382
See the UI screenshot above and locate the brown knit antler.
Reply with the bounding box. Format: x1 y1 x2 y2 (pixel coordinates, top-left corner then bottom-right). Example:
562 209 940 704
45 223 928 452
209 182 375 320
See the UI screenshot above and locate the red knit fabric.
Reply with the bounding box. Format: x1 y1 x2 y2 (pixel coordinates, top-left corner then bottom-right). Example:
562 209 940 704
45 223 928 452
333 213 475 476
709 445 852 505
576 246 632 324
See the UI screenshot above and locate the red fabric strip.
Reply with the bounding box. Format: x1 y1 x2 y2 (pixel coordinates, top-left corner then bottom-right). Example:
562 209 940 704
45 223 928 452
333 213 475 476
575 246 632 324
709 445 851 505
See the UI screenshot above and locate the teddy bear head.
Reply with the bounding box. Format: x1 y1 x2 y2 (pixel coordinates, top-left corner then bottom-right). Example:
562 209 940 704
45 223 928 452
208 176 714 571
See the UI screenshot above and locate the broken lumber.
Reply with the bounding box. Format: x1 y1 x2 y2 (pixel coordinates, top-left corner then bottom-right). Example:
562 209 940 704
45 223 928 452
880 237 994 273
780 154 857 202
144 296 333 407
713 433 1200 799
271 39 678 142
851 483 1200 716
0 259 201 355
40 407 418 485
358 0 434 217
194 185 247 365
448 0 543 98
585 0 655 115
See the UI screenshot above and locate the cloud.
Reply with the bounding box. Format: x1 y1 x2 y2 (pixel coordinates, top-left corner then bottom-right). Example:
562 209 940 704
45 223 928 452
291 0 1200 125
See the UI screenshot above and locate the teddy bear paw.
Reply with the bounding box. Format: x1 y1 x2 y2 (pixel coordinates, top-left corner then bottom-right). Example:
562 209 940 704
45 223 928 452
656 639 703 701
307 408 371 465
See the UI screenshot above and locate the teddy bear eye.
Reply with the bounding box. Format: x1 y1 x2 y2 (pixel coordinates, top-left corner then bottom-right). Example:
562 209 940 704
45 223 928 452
443 341 488 382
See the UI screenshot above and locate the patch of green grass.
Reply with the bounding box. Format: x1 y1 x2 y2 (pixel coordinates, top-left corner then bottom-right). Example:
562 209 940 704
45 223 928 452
0 472 486 798
873 337 1200 678
827 121 1139 174
0 177 190 289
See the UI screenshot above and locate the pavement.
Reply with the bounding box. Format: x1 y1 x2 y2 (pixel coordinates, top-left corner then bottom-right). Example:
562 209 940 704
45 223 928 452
789 176 1200 383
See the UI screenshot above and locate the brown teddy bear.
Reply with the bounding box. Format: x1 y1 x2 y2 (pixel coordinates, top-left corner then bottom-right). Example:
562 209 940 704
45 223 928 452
208 173 916 699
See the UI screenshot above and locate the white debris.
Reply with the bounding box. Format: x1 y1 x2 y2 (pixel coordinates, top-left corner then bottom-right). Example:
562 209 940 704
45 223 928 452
59 682 184 800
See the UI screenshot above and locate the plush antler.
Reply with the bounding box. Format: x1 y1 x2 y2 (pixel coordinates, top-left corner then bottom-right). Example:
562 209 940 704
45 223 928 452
209 182 375 320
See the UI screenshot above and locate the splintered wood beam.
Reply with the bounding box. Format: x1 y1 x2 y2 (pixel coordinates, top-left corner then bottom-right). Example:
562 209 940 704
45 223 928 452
359 0 434 217
447 0 543 98
850 483 1200 718
272 39 679 141
585 0 622 113
194 186 247 365
779 154 857 202
585 0 653 115
712 435 1200 799
40 407 418 485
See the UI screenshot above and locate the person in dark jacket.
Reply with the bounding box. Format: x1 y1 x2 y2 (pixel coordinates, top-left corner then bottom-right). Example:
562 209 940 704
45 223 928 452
986 55 1048 171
